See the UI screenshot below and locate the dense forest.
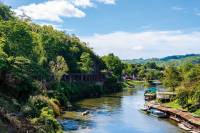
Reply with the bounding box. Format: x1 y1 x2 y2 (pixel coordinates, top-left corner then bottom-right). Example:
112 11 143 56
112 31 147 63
0 3 124 133
162 63 200 116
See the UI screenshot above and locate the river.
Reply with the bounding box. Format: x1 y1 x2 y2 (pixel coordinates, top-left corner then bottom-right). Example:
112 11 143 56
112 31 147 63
61 86 186 133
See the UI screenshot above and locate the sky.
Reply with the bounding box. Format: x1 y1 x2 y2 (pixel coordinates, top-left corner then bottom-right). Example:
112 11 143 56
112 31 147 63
2 0 200 59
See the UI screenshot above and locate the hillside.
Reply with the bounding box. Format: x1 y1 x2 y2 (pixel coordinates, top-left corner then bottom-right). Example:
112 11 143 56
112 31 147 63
0 3 124 133
123 54 200 66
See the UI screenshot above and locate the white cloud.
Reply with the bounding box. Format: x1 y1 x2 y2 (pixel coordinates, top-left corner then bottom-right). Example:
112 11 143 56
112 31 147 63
81 31 200 59
195 11 200 16
73 0 94 8
14 0 86 22
13 0 117 22
132 45 144 51
171 6 184 11
97 0 116 5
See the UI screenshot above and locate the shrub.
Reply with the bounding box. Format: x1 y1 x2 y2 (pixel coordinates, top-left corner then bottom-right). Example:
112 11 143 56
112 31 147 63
31 107 62 133
176 86 189 108
103 75 122 93
193 86 200 103
22 95 60 118
51 82 103 102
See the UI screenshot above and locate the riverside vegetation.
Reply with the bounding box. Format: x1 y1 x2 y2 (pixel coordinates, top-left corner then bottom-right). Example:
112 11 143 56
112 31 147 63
0 3 125 133
124 58 200 117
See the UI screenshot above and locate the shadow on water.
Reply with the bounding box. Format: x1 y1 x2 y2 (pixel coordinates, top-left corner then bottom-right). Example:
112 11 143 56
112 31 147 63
61 86 187 133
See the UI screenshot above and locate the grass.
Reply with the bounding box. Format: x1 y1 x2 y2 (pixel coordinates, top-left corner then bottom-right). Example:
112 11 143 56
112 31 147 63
164 100 200 119
164 100 185 110
193 109 200 118
123 80 146 87
123 80 151 90
128 80 146 85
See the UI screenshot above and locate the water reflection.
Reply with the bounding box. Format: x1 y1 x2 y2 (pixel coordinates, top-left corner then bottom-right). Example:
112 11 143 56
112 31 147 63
61 86 186 133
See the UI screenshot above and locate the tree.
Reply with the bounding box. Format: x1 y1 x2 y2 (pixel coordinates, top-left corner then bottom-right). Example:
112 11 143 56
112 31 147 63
102 53 124 77
138 66 146 80
145 62 157 69
0 3 14 21
0 47 8 70
123 63 133 76
0 20 33 58
184 65 200 83
49 56 68 83
78 52 94 73
176 86 190 107
145 70 155 81
162 66 182 91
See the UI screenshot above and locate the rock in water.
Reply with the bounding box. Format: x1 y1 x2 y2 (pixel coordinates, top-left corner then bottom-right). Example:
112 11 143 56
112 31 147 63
82 110 89 116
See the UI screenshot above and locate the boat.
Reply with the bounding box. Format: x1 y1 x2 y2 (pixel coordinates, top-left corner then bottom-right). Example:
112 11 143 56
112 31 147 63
144 88 157 101
139 105 150 114
169 115 180 122
148 108 168 118
178 123 192 131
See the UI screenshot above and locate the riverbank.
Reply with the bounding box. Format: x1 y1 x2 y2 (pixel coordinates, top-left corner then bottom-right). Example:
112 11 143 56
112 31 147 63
146 101 200 132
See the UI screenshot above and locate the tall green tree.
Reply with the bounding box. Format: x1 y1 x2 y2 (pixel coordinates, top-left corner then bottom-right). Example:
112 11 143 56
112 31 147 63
49 56 68 83
78 52 94 73
123 63 133 76
162 66 182 91
0 3 14 20
102 53 124 77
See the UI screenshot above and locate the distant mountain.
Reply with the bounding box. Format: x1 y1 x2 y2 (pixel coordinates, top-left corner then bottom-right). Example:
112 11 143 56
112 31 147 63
160 54 200 61
123 54 200 66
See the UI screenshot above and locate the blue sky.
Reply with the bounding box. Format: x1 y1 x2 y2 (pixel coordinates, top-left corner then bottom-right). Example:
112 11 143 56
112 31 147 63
2 0 200 59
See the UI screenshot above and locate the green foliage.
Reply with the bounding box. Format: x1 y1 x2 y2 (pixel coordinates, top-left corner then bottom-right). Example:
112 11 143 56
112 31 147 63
102 53 124 77
0 6 104 100
78 52 94 73
176 86 190 107
0 3 125 132
32 33 47 65
138 66 146 80
164 100 184 110
123 62 163 81
0 95 20 112
22 95 60 118
165 64 200 112
123 54 200 66
0 48 8 70
31 107 62 133
49 56 68 83
162 66 182 91
0 20 33 57
0 3 14 21
193 109 200 117
104 75 122 93
184 65 200 83
145 62 157 69
123 63 133 75
193 86 200 103
59 82 103 101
